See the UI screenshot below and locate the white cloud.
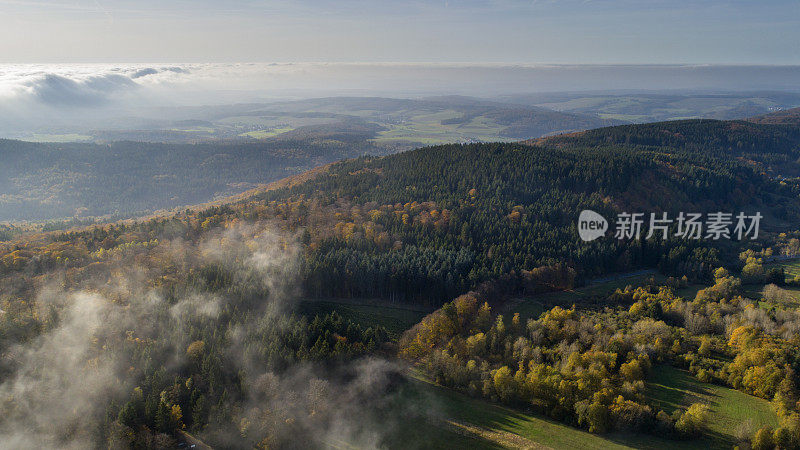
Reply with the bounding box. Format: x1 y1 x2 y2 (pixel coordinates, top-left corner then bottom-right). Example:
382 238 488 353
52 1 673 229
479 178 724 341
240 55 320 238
0 62 799 136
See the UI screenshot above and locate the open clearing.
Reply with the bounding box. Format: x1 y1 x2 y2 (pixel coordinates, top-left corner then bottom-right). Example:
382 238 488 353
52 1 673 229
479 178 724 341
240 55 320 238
393 374 715 449
647 365 779 448
507 271 706 320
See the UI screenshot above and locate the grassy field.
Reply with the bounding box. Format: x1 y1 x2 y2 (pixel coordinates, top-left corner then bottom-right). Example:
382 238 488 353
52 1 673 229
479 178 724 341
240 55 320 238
391 374 715 450
507 271 707 320
169 126 216 133
297 298 431 337
385 365 779 449
766 259 800 278
371 111 512 145
531 94 787 123
743 284 800 307
597 113 651 122
28 133 92 142
647 365 779 448
747 259 800 306
239 126 295 139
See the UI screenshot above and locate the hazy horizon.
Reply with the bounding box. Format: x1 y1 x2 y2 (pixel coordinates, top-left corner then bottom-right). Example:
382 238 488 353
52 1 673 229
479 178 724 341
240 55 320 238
2 64 799 104
2 1 799 65
1 61 799 138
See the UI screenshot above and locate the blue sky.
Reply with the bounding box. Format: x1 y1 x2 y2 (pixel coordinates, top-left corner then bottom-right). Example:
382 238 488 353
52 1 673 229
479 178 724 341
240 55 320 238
1 0 798 63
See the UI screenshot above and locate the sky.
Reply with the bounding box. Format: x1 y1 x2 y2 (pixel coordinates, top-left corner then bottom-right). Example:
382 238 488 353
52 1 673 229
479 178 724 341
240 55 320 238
0 0 798 64
1 0 799 137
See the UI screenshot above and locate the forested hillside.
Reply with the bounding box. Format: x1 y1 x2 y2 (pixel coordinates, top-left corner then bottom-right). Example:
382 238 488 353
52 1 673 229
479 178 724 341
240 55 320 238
242 119 800 304
533 119 800 177
2 117 800 448
5 119 799 303
748 107 800 126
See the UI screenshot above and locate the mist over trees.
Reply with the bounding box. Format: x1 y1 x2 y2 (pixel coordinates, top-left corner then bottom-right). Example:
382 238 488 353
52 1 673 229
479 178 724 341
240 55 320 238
1 116 800 448
0 222 404 448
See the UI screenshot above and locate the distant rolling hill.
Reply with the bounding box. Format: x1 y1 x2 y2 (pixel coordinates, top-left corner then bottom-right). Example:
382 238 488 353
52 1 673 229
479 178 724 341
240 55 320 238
260 96 625 142
747 107 800 125
16 96 623 147
529 118 800 178
0 96 624 222
0 136 384 222
498 91 800 123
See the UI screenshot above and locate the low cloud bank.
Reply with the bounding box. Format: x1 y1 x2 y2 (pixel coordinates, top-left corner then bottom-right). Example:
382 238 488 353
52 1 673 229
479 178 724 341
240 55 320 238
1 63 800 136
